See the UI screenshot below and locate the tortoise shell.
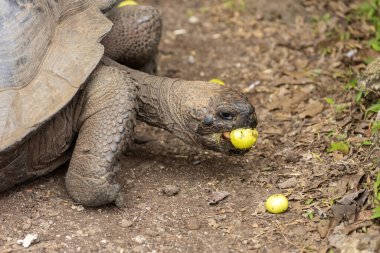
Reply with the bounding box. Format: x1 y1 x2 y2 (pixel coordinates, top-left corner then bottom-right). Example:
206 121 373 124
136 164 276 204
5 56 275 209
0 0 112 150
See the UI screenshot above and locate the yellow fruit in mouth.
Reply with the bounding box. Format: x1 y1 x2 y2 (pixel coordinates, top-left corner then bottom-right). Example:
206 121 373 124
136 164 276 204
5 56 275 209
229 128 258 149
265 194 289 214
118 0 138 7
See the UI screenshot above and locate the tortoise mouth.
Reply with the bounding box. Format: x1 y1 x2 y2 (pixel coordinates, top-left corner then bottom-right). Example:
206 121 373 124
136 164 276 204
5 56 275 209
202 131 250 155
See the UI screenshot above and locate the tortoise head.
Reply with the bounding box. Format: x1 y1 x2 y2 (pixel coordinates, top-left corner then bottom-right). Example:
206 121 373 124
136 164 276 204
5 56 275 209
123 64 258 156
172 81 258 155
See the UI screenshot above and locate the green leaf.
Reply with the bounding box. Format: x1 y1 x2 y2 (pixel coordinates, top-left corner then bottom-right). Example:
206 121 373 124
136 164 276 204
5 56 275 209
369 39 380 51
335 103 350 113
305 198 314 205
364 56 375 65
325 97 335 105
371 206 380 219
344 79 358 90
372 121 380 134
361 140 373 146
374 180 380 197
307 211 314 220
322 13 331 22
327 141 350 155
365 102 380 117
355 90 363 103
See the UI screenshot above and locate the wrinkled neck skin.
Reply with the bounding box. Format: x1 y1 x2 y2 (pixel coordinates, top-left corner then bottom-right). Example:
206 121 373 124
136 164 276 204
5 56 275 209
101 57 224 147
131 72 200 145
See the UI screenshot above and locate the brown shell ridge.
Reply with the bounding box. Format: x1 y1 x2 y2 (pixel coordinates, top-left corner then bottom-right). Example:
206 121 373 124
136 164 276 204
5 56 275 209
0 1 113 151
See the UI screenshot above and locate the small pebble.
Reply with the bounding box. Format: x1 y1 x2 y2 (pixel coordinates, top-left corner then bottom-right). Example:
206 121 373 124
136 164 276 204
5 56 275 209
133 235 146 244
186 218 201 230
17 234 38 248
285 152 300 163
188 16 199 24
132 245 145 252
121 219 133 228
48 210 60 217
22 223 31 230
173 29 187 36
71 205 84 211
345 49 357 58
188 55 195 64
161 185 180 196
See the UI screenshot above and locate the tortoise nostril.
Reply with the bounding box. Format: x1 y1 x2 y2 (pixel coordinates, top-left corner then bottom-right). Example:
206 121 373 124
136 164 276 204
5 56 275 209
204 115 214 125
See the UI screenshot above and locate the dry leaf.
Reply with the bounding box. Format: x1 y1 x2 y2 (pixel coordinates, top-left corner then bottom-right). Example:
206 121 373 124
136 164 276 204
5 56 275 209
208 191 230 205
299 100 324 118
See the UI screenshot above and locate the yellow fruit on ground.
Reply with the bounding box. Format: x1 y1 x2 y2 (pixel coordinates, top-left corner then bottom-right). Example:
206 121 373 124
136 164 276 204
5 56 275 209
265 194 289 214
118 0 138 7
209 78 225 86
230 128 258 149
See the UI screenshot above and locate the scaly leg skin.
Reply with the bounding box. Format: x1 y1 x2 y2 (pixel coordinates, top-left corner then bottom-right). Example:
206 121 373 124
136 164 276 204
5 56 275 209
102 5 162 74
360 57 380 101
65 65 137 207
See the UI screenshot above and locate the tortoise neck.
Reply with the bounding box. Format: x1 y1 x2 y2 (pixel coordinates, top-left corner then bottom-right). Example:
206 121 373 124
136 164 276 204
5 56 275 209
133 72 196 144
100 57 197 144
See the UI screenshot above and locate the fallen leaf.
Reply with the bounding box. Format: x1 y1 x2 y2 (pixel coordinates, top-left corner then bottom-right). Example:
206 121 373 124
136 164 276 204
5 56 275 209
299 100 324 118
331 204 356 223
277 177 299 189
208 191 230 205
317 219 331 239
253 202 266 215
336 189 365 205
331 189 369 223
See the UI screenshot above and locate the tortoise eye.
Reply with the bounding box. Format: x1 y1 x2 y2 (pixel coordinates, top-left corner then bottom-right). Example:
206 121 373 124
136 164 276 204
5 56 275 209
218 111 233 120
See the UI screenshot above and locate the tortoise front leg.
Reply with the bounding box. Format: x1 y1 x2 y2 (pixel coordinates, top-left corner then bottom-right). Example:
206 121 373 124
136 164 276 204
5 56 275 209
65 65 137 206
102 5 162 74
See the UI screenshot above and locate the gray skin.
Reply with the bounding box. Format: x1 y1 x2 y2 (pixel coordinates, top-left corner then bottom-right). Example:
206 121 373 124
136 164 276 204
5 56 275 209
0 1 257 207
360 57 380 102
102 5 162 74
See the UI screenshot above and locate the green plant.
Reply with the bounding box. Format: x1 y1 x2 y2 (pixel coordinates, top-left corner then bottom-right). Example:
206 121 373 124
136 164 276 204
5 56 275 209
365 100 380 117
371 171 380 219
325 97 335 105
324 97 350 113
357 0 380 51
364 56 376 65
222 0 246 12
327 141 350 155
344 79 369 103
372 121 380 134
361 139 373 146
305 198 314 205
303 209 315 220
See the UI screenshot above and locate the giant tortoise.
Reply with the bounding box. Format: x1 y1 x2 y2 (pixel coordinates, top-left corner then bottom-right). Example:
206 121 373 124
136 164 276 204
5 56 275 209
0 0 258 206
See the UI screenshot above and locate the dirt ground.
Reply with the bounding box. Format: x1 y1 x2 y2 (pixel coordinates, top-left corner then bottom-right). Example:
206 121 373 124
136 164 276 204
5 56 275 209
1 0 380 252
